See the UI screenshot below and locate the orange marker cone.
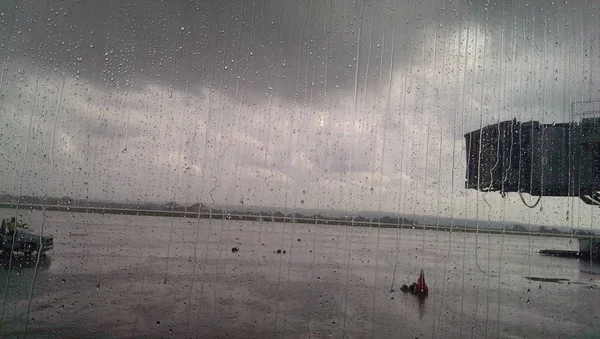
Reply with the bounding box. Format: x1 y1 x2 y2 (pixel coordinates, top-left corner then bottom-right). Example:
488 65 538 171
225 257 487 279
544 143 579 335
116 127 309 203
416 269 428 295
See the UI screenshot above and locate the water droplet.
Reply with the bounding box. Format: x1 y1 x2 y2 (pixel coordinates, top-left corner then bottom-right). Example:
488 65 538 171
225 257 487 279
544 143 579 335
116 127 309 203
181 26 185 31
61 279 65 283
407 87 411 93
300 200 305 205
156 321 160 326
297 239 301 243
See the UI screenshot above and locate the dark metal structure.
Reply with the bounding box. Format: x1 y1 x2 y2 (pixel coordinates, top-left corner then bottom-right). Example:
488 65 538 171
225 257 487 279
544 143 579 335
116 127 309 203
464 117 600 205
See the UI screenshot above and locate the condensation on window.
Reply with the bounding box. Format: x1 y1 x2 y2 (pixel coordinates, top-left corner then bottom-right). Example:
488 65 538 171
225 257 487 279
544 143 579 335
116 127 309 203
0 0 598 338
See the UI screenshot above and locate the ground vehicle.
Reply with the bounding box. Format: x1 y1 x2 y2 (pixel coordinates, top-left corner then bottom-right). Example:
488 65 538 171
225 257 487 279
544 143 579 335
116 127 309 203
0 219 53 256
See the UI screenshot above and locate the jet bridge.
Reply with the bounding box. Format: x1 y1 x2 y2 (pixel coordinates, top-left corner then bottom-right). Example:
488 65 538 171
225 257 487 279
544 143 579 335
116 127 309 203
464 117 600 205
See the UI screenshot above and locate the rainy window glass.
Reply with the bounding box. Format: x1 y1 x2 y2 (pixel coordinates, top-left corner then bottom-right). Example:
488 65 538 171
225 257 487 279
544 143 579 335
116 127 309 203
1 0 599 337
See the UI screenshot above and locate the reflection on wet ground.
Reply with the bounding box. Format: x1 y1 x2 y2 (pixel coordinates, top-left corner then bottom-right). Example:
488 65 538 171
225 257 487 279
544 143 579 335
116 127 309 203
0 254 52 271
1 210 599 338
524 277 570 283
578 260 600 275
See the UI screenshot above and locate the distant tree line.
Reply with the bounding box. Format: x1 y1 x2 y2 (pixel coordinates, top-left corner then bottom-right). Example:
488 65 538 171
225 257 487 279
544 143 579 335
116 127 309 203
0 194 595 234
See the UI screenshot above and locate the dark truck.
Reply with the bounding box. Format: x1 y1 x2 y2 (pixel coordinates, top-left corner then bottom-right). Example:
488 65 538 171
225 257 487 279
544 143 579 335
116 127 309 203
0 218 54 256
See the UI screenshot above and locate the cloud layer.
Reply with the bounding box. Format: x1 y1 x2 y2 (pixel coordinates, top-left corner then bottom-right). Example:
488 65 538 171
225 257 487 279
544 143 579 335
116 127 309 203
1 0 599 227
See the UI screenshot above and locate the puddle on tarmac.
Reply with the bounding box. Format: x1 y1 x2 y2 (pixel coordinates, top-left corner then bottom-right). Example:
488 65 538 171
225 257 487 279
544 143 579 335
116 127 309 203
524 277 570 283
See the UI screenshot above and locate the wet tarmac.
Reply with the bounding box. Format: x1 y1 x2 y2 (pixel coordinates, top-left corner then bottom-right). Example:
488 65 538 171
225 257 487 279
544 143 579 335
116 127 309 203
1 209 599 338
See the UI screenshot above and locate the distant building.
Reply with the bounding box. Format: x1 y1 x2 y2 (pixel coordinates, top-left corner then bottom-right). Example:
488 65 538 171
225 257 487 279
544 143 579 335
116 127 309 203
186 202 207 212
163 202 183 211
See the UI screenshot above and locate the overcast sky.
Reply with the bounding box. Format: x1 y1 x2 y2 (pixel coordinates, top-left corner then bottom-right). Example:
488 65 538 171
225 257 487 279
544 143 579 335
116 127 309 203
1 0 599 227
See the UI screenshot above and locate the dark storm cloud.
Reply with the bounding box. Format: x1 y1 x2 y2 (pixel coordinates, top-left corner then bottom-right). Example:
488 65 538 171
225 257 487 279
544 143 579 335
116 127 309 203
1 0 461 105
3 0 596 122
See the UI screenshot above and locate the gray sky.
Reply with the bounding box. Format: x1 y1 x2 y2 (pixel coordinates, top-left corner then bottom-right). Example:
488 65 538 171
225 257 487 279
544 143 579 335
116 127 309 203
0 0 599 227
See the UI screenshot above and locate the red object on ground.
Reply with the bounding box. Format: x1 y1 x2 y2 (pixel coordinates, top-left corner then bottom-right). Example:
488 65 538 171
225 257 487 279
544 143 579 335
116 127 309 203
416 269 428 295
